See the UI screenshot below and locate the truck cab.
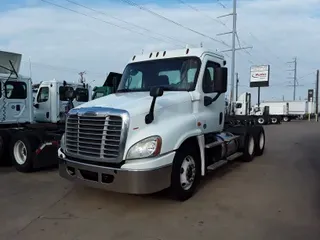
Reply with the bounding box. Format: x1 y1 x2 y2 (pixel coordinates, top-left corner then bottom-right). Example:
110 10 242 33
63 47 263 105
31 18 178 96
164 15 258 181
33 80 92 123
58 48 265 201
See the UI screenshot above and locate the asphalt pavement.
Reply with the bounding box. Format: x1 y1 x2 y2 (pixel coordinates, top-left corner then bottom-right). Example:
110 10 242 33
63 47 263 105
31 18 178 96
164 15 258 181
1 120 320 240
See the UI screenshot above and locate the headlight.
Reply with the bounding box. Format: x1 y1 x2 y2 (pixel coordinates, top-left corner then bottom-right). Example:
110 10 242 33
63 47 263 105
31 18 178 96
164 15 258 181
126 136 162 160
60 133 66 150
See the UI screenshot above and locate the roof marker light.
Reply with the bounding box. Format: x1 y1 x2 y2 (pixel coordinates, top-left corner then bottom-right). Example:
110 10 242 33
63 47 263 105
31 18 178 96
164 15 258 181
156 52 159 57
149 53 152 58
186 48 189 54
163 51 166 56
132 55 136 61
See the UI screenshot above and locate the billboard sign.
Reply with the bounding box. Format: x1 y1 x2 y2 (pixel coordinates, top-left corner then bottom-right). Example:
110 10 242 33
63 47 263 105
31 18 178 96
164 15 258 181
250 65 270 87
308 89 314 102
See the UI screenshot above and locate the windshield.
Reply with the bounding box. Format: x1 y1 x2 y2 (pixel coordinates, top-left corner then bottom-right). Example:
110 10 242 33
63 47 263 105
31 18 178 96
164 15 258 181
92 91 105 100
117 57 201 92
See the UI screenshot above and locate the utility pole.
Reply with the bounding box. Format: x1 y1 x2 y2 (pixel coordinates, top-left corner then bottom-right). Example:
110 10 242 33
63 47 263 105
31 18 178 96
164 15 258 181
235 72 239 101
287 57 299 100
79 71 86 84
217 0 252 114
316 69 319 122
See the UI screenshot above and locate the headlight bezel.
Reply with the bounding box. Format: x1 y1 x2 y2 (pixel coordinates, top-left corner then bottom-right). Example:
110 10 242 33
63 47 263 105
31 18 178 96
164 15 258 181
126 135 162 160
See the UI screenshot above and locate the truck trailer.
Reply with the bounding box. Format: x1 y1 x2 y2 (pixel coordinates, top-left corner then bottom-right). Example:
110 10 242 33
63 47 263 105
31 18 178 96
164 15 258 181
58 48 266 201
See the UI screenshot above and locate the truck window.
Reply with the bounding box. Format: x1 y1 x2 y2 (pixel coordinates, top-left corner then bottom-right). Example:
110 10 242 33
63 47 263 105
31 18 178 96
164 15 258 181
118 57 201 92
125 71 143 89
202 61 220 93
5 81 27 99
92 91 105 100
37 87 49 102
235 103 242 108
75 88 89 102
59 86 73 101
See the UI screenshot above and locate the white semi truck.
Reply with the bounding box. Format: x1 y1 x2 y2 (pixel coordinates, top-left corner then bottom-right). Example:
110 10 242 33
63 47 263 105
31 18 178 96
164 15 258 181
233 92 280 125
58 48 266 201
0 50 92 172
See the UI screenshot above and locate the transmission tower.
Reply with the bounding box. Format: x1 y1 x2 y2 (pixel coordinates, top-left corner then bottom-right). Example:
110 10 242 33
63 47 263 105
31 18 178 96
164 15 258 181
287 57 301 100
216 0 252 112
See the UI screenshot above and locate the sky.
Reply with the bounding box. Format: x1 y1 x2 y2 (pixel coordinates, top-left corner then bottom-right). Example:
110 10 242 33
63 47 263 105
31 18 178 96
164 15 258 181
1 0 320 103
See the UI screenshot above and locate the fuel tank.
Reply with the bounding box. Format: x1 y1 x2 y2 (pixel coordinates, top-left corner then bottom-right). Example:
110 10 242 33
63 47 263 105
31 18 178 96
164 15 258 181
216 132 239 158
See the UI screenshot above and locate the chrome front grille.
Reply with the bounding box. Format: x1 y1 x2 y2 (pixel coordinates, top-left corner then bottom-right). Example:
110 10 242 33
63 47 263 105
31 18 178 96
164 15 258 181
65 114 123 160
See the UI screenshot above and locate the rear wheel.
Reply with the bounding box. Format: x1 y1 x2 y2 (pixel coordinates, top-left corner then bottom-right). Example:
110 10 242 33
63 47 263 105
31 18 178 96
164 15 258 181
254 127 265 156
240 131 255 162
283 116 289 122
271 117 278 124
257 117 265 125
10 133 39 172
170 142 201 201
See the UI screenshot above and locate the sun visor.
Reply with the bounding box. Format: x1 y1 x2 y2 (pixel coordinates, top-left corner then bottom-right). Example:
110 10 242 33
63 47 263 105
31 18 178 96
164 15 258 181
0 50 22 74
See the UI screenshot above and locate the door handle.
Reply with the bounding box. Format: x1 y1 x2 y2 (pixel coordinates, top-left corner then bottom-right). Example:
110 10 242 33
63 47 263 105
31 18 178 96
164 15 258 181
16 105 21 111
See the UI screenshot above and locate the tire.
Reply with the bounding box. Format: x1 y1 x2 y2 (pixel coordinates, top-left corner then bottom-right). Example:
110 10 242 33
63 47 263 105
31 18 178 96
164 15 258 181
271 117 278 124
170 142 201 201
257 117 265 125
0 130 11 166
283 116 289 122
10 133 39 172
240 130 255 162
254 127 265 156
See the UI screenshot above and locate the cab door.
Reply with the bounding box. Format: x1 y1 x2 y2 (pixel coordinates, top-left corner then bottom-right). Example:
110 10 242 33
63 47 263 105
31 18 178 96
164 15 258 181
196 56 225 133
34 85 51 122
0 80 30 124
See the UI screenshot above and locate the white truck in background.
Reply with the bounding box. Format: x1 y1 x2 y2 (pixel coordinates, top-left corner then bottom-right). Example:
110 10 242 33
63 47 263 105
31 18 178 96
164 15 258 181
233 92 280 125
257 101 308 122
58 47 266 201
0 50 92 172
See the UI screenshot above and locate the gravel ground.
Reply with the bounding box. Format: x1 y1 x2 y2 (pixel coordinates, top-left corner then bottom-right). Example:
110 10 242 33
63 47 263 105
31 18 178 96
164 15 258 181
1 120 320 240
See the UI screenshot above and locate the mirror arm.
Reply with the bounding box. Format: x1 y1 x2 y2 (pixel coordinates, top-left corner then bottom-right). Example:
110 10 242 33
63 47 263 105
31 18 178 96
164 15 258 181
145 96 157 124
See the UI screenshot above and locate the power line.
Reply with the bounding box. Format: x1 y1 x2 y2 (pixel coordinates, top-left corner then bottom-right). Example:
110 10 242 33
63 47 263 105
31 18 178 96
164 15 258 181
118 0 230 47
64 0 191 47
40 0 183 47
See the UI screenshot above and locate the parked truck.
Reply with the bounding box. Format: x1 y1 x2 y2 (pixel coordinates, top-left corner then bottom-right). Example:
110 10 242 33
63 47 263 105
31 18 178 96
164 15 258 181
58 47 266 201
233 92 279 125
0 50 92 172
257 101 307 122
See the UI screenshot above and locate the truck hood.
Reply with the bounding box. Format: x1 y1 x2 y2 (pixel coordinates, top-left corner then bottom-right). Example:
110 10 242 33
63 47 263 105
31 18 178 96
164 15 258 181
74 91 192 116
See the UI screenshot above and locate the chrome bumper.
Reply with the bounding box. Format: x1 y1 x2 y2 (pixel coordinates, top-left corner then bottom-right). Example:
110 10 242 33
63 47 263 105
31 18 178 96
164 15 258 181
58 148 173 194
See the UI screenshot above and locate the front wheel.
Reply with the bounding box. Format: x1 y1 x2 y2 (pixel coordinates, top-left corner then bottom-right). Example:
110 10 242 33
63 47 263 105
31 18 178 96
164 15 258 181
170 143 201 201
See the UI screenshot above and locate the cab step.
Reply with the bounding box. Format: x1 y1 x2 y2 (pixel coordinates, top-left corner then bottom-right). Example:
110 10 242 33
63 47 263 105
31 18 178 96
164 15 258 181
206 152 243 171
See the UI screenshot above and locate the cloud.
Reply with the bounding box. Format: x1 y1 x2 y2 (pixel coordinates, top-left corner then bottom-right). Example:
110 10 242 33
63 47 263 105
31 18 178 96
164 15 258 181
0 0 319 102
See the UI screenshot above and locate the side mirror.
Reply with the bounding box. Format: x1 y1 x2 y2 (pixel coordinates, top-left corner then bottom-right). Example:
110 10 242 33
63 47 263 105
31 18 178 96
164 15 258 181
214 67 228 93
93 86 97 91
150 86 164 97
33 103 39 108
